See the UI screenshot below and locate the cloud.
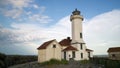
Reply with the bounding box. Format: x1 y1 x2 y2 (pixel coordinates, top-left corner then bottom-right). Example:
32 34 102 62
83 9 120 55
33 4 39 9
28 14 53 23
0 0 52 23
0 9 120 55
0 15 71 54
0 0 33 9
0 0 32 19
2 9 23 19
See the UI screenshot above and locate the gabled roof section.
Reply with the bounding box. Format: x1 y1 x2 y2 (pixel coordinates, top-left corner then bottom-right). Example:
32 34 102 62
86 49 93 52
59 37 71 46
107 47 120 52
62 46 78 51
37 39 55 50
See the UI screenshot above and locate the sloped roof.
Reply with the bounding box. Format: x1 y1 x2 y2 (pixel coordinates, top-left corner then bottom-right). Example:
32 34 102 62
62 46 78 51
59 37 71 46
107 47 120 52
86 49 93 52
37 39 55 50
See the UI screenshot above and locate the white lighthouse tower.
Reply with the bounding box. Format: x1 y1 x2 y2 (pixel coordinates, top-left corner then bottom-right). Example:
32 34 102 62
70 9 89 60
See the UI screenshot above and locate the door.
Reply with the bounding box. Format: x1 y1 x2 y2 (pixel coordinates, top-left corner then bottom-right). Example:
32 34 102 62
64 52 66 60
72 51 75 58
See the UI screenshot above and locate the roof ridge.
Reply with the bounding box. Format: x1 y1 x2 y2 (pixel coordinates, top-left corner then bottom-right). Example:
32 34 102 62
107 47 120 52
62 45 78 51
37 39 56 50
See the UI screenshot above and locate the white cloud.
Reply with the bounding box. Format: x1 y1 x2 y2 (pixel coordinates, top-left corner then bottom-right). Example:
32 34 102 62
0 16 71 54
0 0 51 23
33 4 39 9
0 0 32 19
28 14 53 23
5 0 32 9
83 9 120 55
0 9 120 55
2 9 23 19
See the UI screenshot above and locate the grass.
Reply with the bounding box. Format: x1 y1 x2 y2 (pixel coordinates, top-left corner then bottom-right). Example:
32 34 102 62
40 59 68 66
80 60 90 64
61 59 68 64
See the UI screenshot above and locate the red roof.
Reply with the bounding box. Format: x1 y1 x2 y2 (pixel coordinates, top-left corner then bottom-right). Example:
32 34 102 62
62 46 78 51
59 37 71 46
37 39 55 50
86 49 93 52
107 47 120 52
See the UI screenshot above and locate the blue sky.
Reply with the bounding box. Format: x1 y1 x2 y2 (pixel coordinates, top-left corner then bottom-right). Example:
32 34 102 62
0 0 120 55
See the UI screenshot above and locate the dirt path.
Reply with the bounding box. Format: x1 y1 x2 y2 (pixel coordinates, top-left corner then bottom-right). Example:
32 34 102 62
9 61 104 68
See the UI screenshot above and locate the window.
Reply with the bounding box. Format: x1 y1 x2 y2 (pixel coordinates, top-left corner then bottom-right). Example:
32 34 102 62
112 54 115 57
72 51 75 58
53 44 56 48
64 52 66 60
80 33 82 38
80 44 83 50
88 52 90 58
81 53 83 58
69 55 71 57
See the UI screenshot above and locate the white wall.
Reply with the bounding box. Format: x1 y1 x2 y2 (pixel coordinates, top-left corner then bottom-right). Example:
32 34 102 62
38 49 46 62
38 40 62 63
108 52 120 60
46 41 62 61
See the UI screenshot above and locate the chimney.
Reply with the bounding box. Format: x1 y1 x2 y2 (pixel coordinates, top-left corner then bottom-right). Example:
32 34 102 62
67 37 70 40
67 37 72 43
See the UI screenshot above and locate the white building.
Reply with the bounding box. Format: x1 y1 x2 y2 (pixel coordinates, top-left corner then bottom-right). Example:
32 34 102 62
107 47 120 60
37 9 93 62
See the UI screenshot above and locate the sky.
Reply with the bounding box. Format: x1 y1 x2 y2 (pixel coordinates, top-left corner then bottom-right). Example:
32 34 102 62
0 0 120 55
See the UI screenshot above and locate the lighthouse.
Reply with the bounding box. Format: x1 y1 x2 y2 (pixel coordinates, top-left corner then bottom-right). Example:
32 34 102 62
70 9 89 60
37 9 93 62
70 9 85 44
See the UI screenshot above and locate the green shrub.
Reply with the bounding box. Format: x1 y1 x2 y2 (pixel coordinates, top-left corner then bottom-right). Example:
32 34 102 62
6 55 37 66
49 59 61 64
40 59 68 66
0 53 7 68
40 59 60 65
80 60 90 64
61 59 68 64
91 57 120 68
0 60 5 68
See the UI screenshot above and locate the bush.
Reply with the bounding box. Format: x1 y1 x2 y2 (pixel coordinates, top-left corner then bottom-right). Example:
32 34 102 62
0 53 7 68
80 60 90 64
49 59 61 64
40 59 68 66
91 57 120 68
0 53 37 67
41 59 61 65
61 59 68 64
0 60 5 68
6 55 37 67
